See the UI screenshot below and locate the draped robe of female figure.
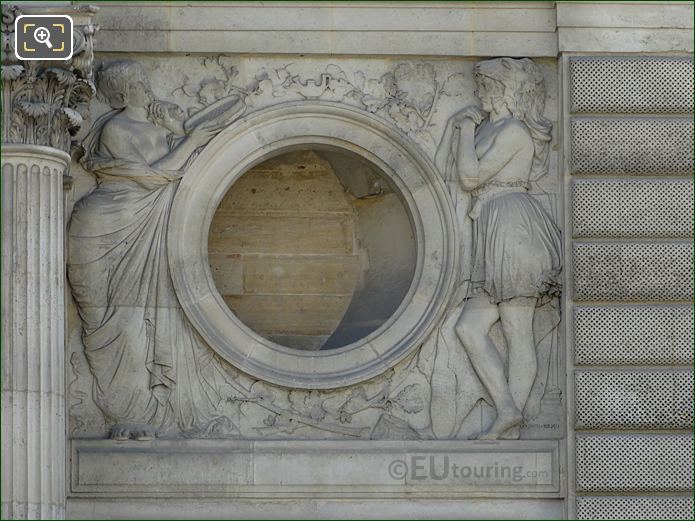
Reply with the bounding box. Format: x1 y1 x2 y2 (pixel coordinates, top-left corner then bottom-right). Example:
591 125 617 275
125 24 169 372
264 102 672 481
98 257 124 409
68 112 234 436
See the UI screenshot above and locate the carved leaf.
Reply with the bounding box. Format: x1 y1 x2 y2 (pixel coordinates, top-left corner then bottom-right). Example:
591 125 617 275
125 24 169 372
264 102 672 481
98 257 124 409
442 72 468 97
360 73 395 113
337 387 369 422
387 102 424 133
44 67 77 86
176 74 202 99
59 107 83 129
304 390 327 421
325 64 349 82
76 78 96 98
1 64 24 80
392 384 425 414
8 109 25 142
392 63 437 115
217 56 239 78
18 101 51 117
35 119 49 146
49 124 66 149
249 381 277 405
352 70 366 92
198 77 226 105
287 389 328 422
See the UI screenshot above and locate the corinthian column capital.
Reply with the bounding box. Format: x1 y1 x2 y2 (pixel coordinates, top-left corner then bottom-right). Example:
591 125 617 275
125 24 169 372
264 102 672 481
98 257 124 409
1 3 99 153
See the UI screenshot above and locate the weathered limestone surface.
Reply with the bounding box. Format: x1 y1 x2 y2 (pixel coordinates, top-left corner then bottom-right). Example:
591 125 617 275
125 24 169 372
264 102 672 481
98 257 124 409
92 1 559 57
1 2 692 520
1 146 70 520
210 151 361 349
63 51 565 516
1 4 97 519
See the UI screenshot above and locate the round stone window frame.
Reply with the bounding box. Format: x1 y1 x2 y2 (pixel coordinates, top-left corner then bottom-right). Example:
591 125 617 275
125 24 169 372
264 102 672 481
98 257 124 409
168 101 457 389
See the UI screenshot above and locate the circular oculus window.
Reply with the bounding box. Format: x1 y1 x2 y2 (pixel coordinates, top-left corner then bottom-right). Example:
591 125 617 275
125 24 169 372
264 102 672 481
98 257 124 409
168 102 456 389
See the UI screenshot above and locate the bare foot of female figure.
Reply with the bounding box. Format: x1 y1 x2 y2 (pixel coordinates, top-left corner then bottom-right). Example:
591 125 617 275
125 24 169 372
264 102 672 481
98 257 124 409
110 423 158 441
475 408 523 440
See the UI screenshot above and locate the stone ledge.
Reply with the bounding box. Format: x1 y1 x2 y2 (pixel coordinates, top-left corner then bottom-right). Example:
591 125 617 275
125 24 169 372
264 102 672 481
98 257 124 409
89 1 558 56
70 439 562 499
67 497 565 520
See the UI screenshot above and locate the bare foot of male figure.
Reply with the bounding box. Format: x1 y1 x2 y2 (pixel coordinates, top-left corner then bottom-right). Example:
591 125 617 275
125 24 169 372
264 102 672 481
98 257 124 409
499 424 522 440
475 408 523 440
110 423 158 441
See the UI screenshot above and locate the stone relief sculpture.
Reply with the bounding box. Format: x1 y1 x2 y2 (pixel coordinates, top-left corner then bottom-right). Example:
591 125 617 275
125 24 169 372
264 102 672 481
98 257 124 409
67 59 429 441
67 60 246 440
68 57 562 442
422 57 562 440
173 56 469 147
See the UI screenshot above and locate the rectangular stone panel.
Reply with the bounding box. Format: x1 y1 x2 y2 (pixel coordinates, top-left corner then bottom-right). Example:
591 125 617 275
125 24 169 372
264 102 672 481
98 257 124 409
576 496 694 520
574 305 694 366
92 2 558 55
208 213 355 255
242 254 361 295
209 254 361 297
573 242 693 301
96 29 558 56
572 179 694 239
209 253 244 295
70 439 561 498
559 27 693 54
67 498 565 520
569 57 693 114
95 3 558 32
575 434 694 492
570 117 693 175
558 4 694 30
575 370 693 430
223 294 352 335
73 441 255 489
215 168 355 214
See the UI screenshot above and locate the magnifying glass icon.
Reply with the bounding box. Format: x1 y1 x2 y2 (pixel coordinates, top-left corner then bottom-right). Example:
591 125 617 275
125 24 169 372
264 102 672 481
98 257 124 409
33 26 53 49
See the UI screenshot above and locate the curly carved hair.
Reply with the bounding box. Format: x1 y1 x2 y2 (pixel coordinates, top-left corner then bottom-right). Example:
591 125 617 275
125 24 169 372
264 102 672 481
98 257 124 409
95 60 150 110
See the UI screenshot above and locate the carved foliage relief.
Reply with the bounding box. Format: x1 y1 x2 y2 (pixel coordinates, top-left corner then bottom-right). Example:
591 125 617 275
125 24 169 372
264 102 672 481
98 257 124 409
1 5 98 152
67 55 562 442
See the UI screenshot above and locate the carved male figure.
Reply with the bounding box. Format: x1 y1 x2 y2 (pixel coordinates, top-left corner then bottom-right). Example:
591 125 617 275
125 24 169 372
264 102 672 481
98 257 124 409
435 58 562 440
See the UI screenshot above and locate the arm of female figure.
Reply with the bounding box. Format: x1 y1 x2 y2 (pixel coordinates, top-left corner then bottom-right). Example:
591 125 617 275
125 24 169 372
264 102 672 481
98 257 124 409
434 116 457 176
456 119 531 191
152 118 226 171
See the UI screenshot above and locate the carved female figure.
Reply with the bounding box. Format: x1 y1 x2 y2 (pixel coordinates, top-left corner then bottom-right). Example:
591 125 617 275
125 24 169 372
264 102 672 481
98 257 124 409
435 58 561 440
68 61 242 440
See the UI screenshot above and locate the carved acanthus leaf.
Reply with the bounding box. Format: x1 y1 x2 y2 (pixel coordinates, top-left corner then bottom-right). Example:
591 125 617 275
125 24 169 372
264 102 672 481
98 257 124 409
1 3 98 152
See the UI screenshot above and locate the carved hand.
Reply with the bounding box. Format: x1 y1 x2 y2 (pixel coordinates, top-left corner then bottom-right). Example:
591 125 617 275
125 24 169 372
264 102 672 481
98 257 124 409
452 106 486 127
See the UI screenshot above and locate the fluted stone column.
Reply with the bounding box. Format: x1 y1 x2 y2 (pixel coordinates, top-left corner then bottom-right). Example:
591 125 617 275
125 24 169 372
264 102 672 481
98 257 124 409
1 146 71 520
1 4 97 519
